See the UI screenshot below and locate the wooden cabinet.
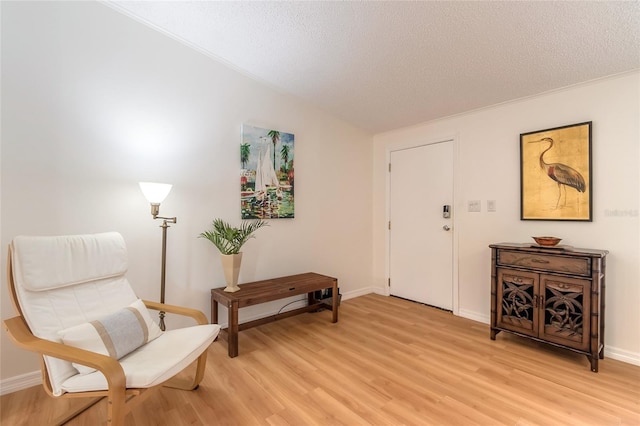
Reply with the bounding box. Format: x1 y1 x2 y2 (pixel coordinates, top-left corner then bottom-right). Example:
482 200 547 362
490 243 607 372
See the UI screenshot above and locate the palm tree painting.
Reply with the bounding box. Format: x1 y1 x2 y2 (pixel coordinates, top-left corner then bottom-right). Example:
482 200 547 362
240 124 295 219
267 130 280 169
280 144 290 173
240 143 250 169
520 122 592 221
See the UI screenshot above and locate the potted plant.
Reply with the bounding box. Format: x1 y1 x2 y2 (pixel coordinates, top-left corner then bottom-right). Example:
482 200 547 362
199 219 268 292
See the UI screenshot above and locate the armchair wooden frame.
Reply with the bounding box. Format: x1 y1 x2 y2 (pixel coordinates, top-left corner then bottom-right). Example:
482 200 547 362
3 248 211 426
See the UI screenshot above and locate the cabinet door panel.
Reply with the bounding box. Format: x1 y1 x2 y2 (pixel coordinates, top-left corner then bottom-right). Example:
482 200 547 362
496 269 538 337
539 274 590 351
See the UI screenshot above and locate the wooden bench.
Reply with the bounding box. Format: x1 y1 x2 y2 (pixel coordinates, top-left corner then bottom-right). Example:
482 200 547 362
210 272 339 357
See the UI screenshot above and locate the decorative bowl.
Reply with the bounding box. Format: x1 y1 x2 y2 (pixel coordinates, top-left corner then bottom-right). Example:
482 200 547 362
532 236 562 247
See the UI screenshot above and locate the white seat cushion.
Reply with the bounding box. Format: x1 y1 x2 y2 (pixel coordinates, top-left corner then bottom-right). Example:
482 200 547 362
61 324 220 393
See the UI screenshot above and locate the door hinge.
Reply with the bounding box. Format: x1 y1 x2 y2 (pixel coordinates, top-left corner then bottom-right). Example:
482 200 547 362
388 221 391 230
388 163 391 172
388 278 391 287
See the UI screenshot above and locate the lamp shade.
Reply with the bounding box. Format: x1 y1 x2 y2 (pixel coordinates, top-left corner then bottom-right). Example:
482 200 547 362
139 182 172 204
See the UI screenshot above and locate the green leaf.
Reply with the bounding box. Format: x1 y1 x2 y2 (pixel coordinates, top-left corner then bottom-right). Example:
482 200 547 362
198 218 268 255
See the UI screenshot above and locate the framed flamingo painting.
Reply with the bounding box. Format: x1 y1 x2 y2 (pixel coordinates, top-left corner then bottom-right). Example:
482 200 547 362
520 121 592 221
240 124 295 219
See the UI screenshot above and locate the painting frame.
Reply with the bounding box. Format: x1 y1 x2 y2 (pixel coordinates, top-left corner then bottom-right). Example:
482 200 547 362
520 121 592 221
240 124 295 220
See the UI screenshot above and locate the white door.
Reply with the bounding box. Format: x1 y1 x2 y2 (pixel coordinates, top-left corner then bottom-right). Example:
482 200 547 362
389 141 453 310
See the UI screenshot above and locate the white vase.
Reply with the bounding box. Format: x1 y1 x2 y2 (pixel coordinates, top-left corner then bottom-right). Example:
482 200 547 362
220 253 243 292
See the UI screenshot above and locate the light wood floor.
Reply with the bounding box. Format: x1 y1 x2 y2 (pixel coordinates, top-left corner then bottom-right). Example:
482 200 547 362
2 294 639 425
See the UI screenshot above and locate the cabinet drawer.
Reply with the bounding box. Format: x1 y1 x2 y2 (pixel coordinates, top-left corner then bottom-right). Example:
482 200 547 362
497 250 591 277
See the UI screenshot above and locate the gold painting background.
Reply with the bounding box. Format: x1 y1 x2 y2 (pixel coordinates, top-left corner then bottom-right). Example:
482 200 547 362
521 123 590 220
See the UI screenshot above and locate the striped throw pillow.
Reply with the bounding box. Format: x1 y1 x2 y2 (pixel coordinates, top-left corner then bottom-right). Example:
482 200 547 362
59 299 163 374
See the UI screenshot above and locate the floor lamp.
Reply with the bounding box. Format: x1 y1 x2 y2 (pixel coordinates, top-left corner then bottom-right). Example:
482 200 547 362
139 182 177 331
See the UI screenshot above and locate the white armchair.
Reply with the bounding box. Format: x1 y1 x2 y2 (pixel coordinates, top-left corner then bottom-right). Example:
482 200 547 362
3 232 220 425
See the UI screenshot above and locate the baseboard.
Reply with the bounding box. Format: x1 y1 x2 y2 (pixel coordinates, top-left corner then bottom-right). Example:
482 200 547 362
605 345 640 366
0 370 40 396
371 287 389 296
458 308 490 324
343 287 378 299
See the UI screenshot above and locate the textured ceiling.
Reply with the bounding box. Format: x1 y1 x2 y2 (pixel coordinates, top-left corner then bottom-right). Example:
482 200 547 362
107 1 640 134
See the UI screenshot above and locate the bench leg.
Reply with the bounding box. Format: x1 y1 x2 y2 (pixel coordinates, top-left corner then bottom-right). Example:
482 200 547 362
211 295 218 325
332 279 339 323
228 300 239 357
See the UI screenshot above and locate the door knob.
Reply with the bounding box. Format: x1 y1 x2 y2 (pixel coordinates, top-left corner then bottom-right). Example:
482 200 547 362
443 225 451 231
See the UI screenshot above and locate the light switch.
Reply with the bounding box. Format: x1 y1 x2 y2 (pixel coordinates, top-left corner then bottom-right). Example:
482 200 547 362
487 200 496 212
468 200 481 212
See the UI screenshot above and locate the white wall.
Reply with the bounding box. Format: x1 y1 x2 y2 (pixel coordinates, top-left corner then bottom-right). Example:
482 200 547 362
0 1 373 386
373 72 640 365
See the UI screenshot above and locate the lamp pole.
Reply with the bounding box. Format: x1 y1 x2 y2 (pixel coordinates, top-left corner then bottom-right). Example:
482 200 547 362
156 216 176 331
139 182 176 332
